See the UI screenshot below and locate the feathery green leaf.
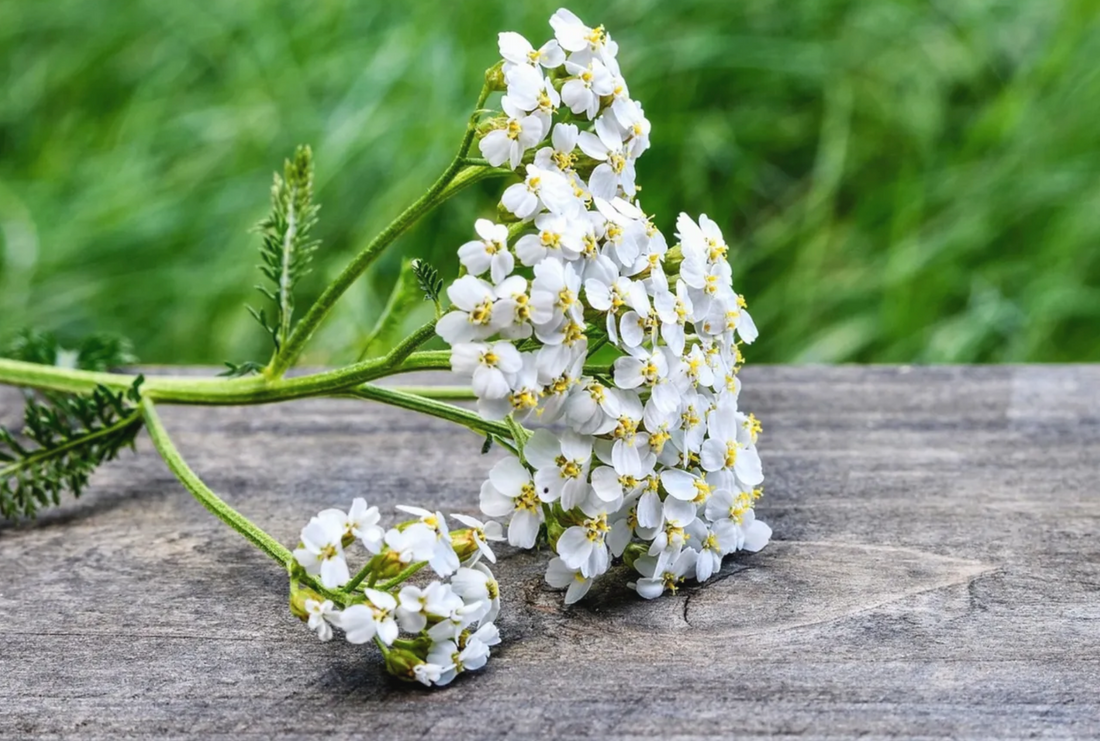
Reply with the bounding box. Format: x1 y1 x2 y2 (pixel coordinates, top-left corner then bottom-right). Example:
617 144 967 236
411 259 443 307
0 378 145 520
250 145 320 354
3 329 137 371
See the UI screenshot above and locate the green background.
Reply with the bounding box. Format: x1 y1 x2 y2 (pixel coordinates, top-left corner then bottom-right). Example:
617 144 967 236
2 0 1098 365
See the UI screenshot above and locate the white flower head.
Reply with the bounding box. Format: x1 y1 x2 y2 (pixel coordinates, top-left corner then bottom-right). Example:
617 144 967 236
451 341 523 400
545 556 593 604
338 588 399 646
451 513 505 564
479 456 544 548
479 111 546 171
501 165 575 220
293 515 349 589
457 219 515 284
498 31 565 71
303 598 338 642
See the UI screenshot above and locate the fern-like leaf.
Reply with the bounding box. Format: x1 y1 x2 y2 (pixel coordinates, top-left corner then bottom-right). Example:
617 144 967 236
250 144 321 352
412 259 443 305
3 329 137 371
0 378 145 520
219 360 265 378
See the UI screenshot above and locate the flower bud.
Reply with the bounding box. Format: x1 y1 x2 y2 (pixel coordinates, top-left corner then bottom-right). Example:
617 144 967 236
372 550 409 580
289 584 324 621
451 528 480 561
384 647 428 683
545 512 567 550
485 60 507 92
622 542 648 571
663 244 683 274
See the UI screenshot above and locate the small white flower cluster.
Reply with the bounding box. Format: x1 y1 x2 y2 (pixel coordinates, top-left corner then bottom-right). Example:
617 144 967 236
440 9 772 605
292 498 503 686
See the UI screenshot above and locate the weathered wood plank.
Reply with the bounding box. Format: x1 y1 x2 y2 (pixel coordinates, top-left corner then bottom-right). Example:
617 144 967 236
1 366 1098 739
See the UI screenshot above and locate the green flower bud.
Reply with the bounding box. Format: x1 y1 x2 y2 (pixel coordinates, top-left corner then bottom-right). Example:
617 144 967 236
485 60 507 92
289 584 324 621
384 647 427 683
622 542 648 571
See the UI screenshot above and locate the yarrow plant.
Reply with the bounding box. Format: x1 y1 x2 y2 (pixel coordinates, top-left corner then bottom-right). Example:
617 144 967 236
0 9 770 687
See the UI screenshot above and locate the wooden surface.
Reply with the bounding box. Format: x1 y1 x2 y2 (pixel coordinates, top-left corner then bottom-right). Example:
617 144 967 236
1 365 1098 739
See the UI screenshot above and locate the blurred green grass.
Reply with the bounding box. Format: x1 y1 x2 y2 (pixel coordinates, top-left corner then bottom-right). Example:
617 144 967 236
1 0 1098 364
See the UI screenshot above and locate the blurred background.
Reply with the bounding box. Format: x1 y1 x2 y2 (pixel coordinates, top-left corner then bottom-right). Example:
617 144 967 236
1 0 1098 365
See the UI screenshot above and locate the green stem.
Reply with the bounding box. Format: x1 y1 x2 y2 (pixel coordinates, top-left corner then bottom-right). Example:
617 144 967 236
376 561 428 591
385 385 477 401
267 81 500 379
0 344 448 406
348 384 511 438
0 409 143 480
344 555 380 593
142 399 291 566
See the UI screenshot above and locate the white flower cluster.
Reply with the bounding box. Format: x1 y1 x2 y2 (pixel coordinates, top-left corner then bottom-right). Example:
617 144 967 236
292 498 503 686
439 9 773 605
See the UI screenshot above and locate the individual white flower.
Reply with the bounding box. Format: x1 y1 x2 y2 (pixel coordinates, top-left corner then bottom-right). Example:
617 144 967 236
534 123 580 174
451 341 523 400
564 378 621 436
450 563 501 624
395 581 462 633
660 467 720 505
612 97 652 157
427 636 491 687
653 279 693 356
700 397 764 487
550 9 617 63
303 598 338 642
498 31 565 71
413 662 446 687
561 58 614 120
545 556 593 604
317 497 385 554
681 255 735 320
584 272 648 344
692 522 741 582
578 116 636 199
525 429 593 509
590 439 653 506
427 598 486 643
436 276 508 344
469 621 501 648
632 548 699 599
479 111 545 170
514 212 584 266
740 509 773 552
534 348 585 423
529 257 584 328
501 165 575 220
451 513 505 564
491 274 533 341
504 63 560 121
556 510 611 578
293 515 349 589
339 588 399 646
383 523 437 565
476 352 542 422
457 219 514 284
647 496 699 558
396 505 460 577
479 456 543 548
676 212 730 264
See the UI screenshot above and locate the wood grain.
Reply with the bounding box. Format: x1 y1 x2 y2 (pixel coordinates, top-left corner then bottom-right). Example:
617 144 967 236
1 366 1098 739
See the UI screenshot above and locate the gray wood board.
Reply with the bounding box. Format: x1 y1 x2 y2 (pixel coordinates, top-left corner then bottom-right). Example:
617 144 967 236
1 365 1098 739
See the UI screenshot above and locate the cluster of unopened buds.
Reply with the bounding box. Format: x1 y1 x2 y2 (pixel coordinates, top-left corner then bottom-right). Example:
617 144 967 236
290 8 771 687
